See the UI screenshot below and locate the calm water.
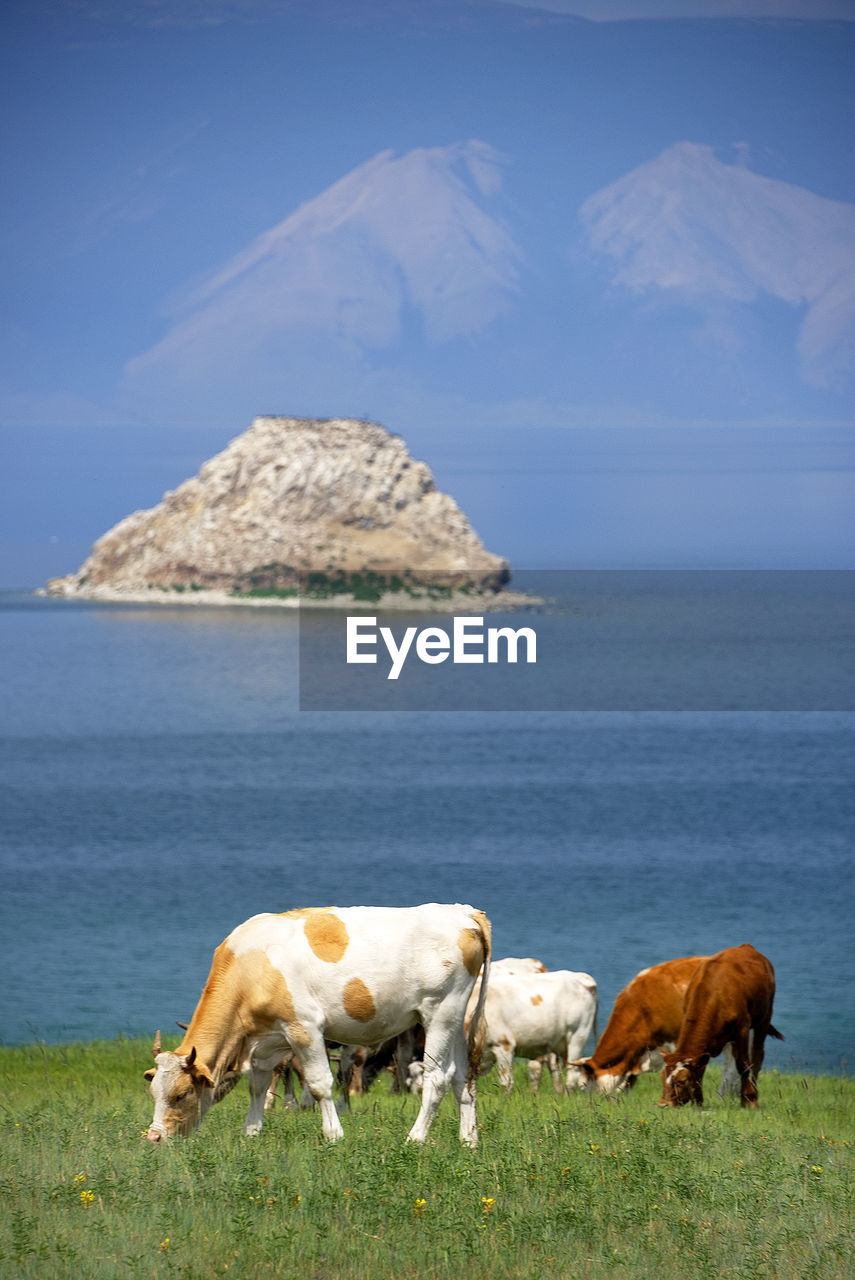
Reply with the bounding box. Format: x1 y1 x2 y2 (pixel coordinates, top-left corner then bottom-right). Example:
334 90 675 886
1 576 853 1075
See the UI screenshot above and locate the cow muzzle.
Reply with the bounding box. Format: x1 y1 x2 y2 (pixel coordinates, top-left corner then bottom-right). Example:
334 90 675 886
146 1126 167 1143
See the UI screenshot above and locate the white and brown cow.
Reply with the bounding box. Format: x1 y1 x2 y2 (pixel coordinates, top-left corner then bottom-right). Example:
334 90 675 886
660 943 783 1109
493 957 549 976
468 967 598 1093
145 903 492 1146
492 955 555 1090
571 956 711 1096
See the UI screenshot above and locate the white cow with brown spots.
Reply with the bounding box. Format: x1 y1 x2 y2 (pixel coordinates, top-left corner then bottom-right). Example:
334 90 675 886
469 967 598 1093
145 903 491 1147
493 957 549 976
492 956 556 1090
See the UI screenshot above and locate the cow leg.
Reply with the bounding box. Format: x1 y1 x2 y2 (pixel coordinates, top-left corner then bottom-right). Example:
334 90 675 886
492 1040 516 1094
244 1060 276 1136
449 1024 479 1149
393 1028 417 1094
731 1030 758 1108
745 1026 766 1107
336 1046 360 1108
264 1064 281 1111
297 1040 345 1141
407 1017 472 1146
527 1058 543 1092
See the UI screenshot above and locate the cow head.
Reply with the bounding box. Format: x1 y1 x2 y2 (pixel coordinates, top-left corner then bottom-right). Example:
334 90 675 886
569 1059 640 1096
660 1052 708 1107
144 1032 216 1141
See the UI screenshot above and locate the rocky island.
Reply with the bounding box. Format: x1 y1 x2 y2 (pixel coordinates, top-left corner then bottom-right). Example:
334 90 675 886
45 416 520 609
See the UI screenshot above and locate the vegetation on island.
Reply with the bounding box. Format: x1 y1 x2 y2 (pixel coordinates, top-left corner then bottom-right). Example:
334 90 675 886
1 1037 852 1279
230 565 475 603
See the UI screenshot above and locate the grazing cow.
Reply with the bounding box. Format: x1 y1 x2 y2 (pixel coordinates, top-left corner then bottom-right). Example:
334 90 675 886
407 961 553 1096
571 956 711 1096
660 944 783 1109
469 967 598 1093
492 956 553 1089
145 903 491 1146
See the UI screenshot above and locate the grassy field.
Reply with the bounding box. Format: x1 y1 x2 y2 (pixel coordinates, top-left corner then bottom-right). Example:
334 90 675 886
1 1038 852 1280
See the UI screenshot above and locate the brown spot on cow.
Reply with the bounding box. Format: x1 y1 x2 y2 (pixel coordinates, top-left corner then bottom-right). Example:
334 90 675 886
458 927 486 977
342 977 377 1023
530 993 543 1006
283 908 350 963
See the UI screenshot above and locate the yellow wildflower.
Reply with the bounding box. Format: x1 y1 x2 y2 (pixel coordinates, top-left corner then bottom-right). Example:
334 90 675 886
414 1198 427 1215
79 1190 95 1204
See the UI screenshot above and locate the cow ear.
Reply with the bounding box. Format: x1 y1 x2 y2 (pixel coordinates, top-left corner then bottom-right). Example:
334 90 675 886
143 1068 157 1082
697 1053 710 1070
193 1064 216 1090
569 1059 595 1080
185 1050 215 1090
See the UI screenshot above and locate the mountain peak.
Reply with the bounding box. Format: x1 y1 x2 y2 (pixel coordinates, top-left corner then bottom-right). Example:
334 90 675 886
580 142 855 385
127 141 521 384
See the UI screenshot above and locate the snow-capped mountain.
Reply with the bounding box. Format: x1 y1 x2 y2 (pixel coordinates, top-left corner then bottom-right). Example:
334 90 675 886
580 142 855 389
127 141 521 381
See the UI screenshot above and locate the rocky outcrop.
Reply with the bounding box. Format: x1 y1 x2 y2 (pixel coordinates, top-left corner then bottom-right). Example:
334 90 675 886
46 416 510 601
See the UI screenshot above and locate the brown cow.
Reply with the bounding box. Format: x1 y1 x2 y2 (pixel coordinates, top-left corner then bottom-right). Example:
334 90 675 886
660 944 783 1109
571 956 710 1095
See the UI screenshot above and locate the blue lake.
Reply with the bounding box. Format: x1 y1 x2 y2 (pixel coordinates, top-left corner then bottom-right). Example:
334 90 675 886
1 574 852 1076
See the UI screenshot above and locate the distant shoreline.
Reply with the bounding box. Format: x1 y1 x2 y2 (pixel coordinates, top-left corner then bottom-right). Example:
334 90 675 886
35 584 542 612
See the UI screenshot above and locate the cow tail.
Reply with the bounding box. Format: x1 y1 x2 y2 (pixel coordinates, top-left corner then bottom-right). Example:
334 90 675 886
769 1024 785 1040
466 911 492 1090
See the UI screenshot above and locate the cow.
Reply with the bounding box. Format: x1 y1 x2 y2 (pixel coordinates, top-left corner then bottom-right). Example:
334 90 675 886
660 944 783 1109
493 957 549 976
468 967 598 1094
571 956 712 1096
404 962 550 1100
349 969 549 1101
144 903 492 1147
492 955 554 1090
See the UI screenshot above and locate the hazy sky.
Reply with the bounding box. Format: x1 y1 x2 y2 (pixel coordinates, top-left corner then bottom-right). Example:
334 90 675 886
500 0 855 17
1 0 853 585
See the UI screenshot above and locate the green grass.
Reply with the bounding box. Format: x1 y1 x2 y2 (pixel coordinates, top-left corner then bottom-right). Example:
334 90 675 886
1 1038 852 1279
